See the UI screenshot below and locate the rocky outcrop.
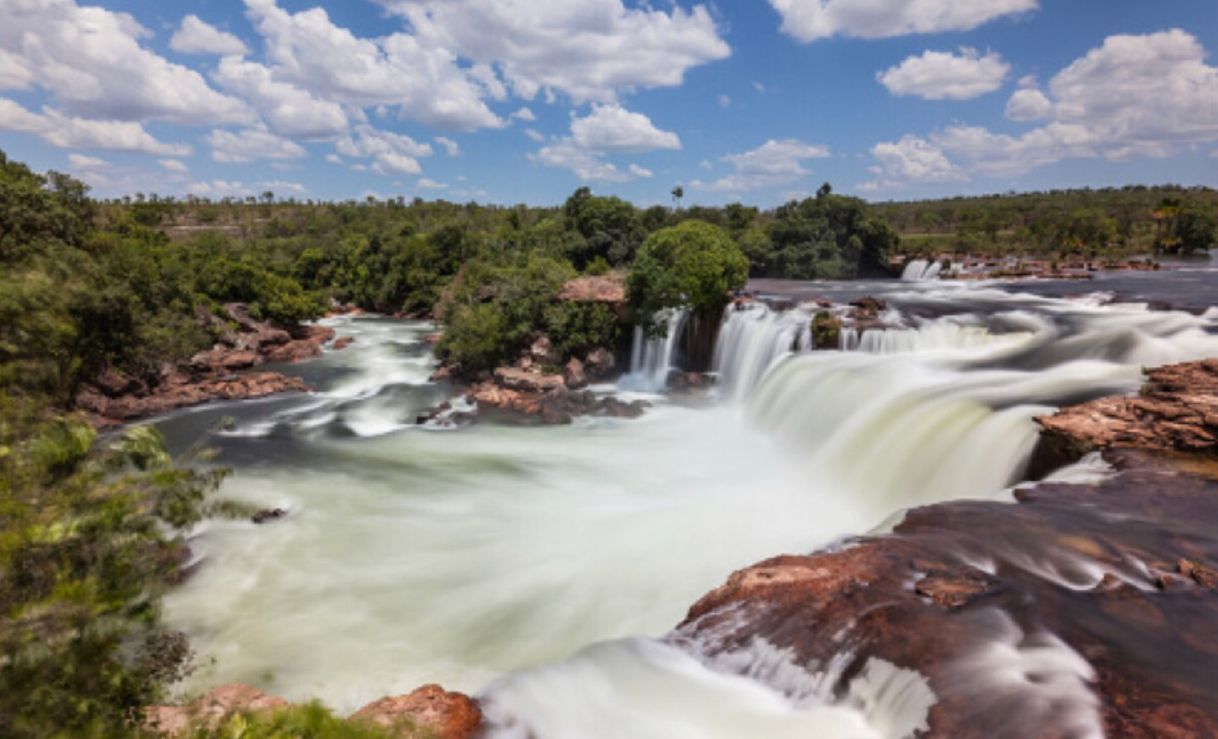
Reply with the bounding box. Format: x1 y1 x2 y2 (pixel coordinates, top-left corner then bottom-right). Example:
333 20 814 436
76 305 346 426
147 683 481 738
350 684 482 739
1032 359 1218 475
679 465 1218 737
559 274 627 305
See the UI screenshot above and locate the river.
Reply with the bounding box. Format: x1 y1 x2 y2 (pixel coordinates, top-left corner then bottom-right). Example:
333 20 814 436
158 263 1218 737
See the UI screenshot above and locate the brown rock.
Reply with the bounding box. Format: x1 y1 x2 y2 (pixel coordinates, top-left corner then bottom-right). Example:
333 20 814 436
351 685 482 739
333 336 355 351
529 335 560 364
145 684 289 736
559 274 626 304
584 347 616 380
493 367 565 393
564 358 588 390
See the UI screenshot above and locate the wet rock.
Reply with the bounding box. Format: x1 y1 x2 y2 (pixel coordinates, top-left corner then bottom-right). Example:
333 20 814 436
493 367 565 393
251 508 287 525
145 684 289 735
77 371 309 424
350 685 482 739
191 347 260 373
1034 359 1218 470
671 372 715 390
333 336 355 351
679 466 1218 737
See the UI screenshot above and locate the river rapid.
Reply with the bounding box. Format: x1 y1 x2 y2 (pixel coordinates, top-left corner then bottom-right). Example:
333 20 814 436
158 263 1218 738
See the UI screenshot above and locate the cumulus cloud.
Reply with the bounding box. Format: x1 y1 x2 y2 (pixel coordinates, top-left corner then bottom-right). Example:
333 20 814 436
569 103 681 153
171 15 249 56
878 48 1010 100
866 29 1218 188
160 159 189 173
377 0 730 103
336 125 433 175
769 0 1037 42
0 97 191 156
213 57 348 138
0 0 250 125
416 177 447 190
533 104 679 182
510 107 536 122
862 135 967 189
701 138 830 192
207 127 308 163
242 0 502 132
68 153 108 169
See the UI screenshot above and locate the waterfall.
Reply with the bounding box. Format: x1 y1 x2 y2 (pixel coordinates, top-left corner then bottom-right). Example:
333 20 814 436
901 259 944 281
621 309 690 392
712 303 812 401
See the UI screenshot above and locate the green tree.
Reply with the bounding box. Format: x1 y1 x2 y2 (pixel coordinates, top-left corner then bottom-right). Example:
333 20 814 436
628 220 748 334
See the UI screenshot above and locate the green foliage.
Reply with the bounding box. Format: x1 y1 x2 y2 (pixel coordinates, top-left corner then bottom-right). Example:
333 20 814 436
543 302 620 360
563 187 644 268
0 419 224 738
191 702 408 739
763 185 898 279
628 220 748 333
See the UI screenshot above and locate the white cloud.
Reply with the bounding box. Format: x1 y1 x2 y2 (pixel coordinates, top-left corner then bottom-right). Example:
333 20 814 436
170 15 249 56
718 94 732 109
1 0 250 125
570 103 681 153
416 177 447 190
213 57 348 139
1005 77 1053 121
160 159 189 173
878 48 1010 100
336 125 433 175
702 138 831 192
867 29 1218 188
524 128 546 143
510 107 536 122
770 0 1037 42
207 127 308 163
189 179 253 198
0 97 191 156
863 135 966 189
68 153 107 169
533 104 678 181
377 0 730 103
243 0 503 132
434 136 460 157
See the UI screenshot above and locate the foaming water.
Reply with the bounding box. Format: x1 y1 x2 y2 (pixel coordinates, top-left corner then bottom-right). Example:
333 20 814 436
621 309 688 392
160 287 1218 732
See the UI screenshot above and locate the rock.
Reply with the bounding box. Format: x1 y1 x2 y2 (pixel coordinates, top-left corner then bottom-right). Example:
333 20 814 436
191 348 261 373
529 335 560 364
493 367 565 393
564 358 588 390
584 347 616 380
849 296 888 317
251 508 287 525
680 465 1218 737
1033 359 1218 472
77 371 310 424
333 336 355 351
430 365 455 382
559 274 626 304
351 685 482 739
145 684 289 736
95 367 143 397
424 332 444 346
671 372 715 390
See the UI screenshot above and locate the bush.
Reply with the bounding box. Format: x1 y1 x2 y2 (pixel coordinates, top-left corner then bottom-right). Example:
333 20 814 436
627 220 748 333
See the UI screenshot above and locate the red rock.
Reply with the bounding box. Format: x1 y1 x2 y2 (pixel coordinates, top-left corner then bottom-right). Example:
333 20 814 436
333 336 355 351
559 274 626 304
583 347 616 380
564 358 588 390
351 685 482 739
493 367 565 393
145 684 288 736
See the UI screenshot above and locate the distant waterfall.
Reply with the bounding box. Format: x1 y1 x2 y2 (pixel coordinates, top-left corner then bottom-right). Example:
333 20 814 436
621 309 689 392
901 259 944 281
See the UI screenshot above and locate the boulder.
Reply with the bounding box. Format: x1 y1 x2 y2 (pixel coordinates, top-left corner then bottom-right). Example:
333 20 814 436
564 358 588 390
350 685 482 739
493 367 565 393
559 274 626 304
529 335 560 364
189 348 261 373
584 347 616 380
333 336 355 351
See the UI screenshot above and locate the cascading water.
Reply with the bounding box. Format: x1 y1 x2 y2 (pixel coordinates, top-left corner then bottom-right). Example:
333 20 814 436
901 258 945 281
620 308 689 392
158 280 1218 737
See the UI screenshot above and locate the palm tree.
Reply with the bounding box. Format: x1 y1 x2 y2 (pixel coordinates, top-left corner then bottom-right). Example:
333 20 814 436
671 185 684 208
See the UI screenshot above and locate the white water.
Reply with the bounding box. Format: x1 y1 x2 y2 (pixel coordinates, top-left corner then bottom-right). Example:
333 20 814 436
160 288 1218 734
621 308 689 392
901 258 945 281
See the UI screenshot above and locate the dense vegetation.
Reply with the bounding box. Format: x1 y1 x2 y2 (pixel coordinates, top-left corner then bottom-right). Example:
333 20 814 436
874 185 1218 258
1 145 1216 734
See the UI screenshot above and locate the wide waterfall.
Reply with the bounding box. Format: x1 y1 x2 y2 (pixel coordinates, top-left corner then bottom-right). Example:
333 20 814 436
158 280 1218 737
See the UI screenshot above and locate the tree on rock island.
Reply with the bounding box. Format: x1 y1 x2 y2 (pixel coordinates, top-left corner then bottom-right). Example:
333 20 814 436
628 220 748 335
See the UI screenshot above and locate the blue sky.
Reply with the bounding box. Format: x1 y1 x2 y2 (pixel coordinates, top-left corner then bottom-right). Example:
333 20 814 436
1 0 1216 206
